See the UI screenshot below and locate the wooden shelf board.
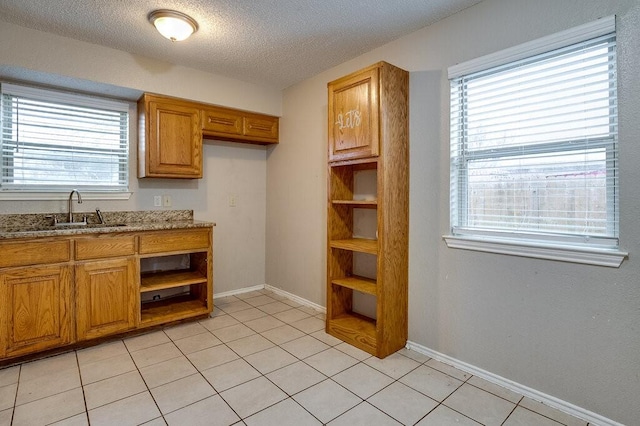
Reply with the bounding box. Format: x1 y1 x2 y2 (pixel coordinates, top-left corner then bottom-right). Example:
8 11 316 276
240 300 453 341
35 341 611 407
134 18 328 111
332 200 377 208
331 275 377 295
140 295 209 326
329 157 378 168
140 270 207 293
327 313 377 355
330 238 378 254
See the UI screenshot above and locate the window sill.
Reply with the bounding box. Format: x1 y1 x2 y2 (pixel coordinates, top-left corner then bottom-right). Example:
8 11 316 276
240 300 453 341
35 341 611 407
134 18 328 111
443 234 627 267
0 191 132 201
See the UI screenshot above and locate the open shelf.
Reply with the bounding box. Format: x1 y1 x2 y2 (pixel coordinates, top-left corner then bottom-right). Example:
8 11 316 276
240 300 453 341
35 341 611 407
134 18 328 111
140 294 208 326
330 238 378 254
332 200 377 208
140 269 207 293
331 275 377 295
327 313 377 354
138 246 211 329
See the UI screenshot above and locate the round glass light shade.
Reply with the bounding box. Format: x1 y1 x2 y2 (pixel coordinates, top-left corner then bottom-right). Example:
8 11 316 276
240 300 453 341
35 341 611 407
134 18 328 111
149 10 198 42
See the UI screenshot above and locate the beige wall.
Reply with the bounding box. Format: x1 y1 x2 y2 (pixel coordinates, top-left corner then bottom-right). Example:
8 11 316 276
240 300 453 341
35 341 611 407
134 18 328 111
267 0 640 423
0 22 278 293
2 2 640 422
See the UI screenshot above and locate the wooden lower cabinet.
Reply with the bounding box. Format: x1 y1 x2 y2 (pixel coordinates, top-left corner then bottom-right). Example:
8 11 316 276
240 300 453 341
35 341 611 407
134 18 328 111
0 226 213 362
0 265 72 358
76 258 138 341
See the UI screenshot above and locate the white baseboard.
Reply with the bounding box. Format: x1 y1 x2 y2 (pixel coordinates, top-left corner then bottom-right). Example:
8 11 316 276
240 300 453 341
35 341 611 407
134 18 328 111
213 283 327 314
213 284 266 299
212 287 619 425
264 284 327 313
405 341 622 426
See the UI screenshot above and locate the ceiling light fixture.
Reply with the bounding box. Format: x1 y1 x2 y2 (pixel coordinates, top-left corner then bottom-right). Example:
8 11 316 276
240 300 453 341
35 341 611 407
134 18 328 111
148 9 198 42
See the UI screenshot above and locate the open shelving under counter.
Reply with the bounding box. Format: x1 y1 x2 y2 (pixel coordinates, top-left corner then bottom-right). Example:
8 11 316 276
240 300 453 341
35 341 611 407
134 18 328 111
140 296 209 326
139 230 213 327
140 269 208 293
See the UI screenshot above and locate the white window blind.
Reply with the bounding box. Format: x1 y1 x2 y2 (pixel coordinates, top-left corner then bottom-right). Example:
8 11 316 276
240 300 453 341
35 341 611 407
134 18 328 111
0 83 129 192
449 18 618 250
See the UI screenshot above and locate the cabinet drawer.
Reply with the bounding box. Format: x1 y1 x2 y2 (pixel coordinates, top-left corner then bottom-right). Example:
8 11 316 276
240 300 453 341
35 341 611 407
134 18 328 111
244 116 278 142
139 229 210 254
75 235 136 260
202 108 242 135
0 239 71 268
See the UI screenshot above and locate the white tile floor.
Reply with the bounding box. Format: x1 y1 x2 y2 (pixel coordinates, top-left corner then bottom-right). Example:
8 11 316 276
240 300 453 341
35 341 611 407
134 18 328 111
0 289 591 426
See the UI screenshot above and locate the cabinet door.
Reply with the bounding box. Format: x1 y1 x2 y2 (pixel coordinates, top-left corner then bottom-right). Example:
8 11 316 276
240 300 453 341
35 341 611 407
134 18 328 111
202 107 243 136
328 66 380 162
244 115 278 143
202 107 279 144
147 99 202 178
1 265 72 358
76 258 138 341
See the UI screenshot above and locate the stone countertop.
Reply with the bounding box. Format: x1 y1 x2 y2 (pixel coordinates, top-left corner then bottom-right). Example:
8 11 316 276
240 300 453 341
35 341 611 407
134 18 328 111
0 210 215 240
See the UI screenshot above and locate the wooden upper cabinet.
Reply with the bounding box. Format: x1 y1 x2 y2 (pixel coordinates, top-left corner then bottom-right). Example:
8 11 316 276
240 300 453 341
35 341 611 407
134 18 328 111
202 107 243 137
243 114 278 143
139 93 280 179
202 107 279 145
328 64 380 162
138 94 203 179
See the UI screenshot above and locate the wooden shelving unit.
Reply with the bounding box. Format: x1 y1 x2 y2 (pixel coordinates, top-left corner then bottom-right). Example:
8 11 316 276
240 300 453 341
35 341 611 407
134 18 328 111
139 242 212 327
326 61 409 358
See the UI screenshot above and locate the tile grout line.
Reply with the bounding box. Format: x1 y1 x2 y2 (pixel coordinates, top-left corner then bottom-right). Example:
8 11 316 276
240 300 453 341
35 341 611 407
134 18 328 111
4 290 587 426
123 331 170 424
10 364 20 425
500 400 520 426
165 320 248 423
73 350 92 426
216 297 321 423
216 293 420 424
213 295 333 424
155 324 262 423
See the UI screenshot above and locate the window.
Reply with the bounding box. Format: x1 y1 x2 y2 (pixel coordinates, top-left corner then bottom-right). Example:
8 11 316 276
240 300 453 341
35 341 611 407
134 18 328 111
0 83 129 196
446 17 626 266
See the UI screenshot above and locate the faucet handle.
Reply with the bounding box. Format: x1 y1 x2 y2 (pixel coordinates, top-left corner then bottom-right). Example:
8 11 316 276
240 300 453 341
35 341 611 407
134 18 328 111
44 215 58 225
95 208 105 224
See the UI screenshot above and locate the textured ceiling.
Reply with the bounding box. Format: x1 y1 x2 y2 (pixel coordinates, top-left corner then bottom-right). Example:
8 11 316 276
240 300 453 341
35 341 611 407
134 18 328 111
0 0 482 89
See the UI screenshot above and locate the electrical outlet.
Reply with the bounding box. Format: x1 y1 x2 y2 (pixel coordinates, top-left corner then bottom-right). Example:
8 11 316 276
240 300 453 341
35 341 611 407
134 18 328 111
162 195 172 207
229 194 237 207
153 195 162 207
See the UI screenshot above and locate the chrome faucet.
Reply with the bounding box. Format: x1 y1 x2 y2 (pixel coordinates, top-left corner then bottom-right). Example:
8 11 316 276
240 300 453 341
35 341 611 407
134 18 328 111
68 189 83 223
